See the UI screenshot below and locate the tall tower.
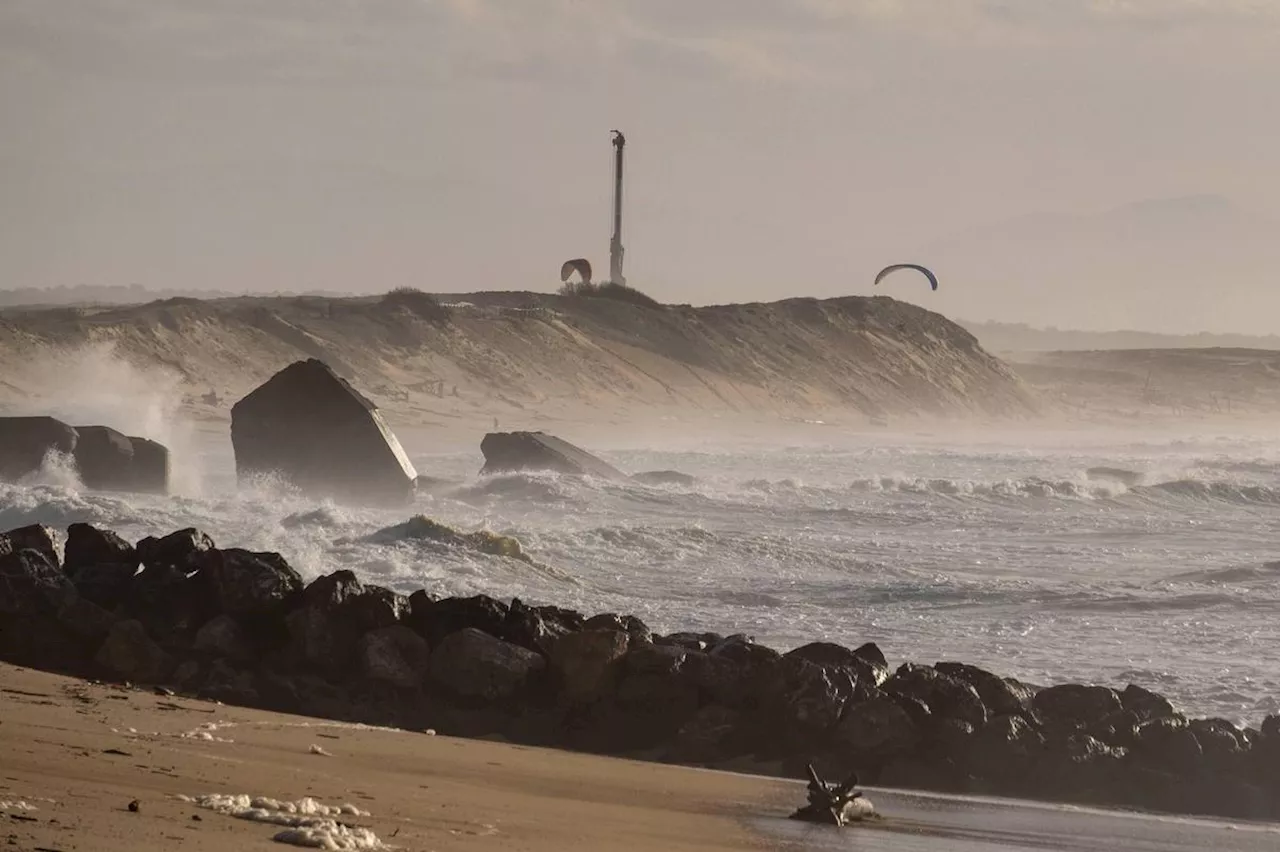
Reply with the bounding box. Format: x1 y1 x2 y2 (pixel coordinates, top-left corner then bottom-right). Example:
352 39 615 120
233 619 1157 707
609 130 626 286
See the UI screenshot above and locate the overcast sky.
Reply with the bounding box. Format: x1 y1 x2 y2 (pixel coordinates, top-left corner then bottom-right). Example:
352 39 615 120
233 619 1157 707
2 1 1278 333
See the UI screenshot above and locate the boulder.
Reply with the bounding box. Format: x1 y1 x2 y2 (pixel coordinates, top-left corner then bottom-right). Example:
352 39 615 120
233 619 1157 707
0 416 78 480
786 642 882 689
965 713 1045 782
127 436 170 493
551 629 631 703
137 527 215 573
884 663 988 729
1130 716 1203 773
835 692 921 759
0 545 75 615
195 548 303 620
3 524 60 569
56 596 117 644
230 358 417 506
666 705 743 764
1120 683 1176 722
429 628 545 702
505 599 584 655
479 431 628 480
358 626 430 689
72 562 140 610
72 425 135 491
65 523 137 578
1031 684 1121 730
410 593 509 647
194 614 256 664
936 662 1034 718
94 619 169 682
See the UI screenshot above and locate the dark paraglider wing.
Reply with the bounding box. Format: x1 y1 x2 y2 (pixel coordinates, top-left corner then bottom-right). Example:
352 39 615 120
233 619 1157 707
874 263 939 291
560 258 592 284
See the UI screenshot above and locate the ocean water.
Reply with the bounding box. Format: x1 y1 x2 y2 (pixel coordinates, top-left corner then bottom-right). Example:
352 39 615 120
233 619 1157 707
3 425 1279 728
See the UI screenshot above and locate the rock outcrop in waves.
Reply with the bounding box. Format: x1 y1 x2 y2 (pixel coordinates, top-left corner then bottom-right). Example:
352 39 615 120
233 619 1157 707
0 292 1037 422
3 520 1279 825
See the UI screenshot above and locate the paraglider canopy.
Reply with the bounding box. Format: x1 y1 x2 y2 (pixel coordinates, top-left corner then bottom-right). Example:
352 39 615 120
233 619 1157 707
560 258 592 284
874 264 938 291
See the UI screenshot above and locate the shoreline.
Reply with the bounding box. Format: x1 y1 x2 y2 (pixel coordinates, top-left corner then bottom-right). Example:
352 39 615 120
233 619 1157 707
2 521 1279 829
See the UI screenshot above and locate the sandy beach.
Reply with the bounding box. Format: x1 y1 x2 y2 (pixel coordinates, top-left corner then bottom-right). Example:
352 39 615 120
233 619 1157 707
0 662 791 851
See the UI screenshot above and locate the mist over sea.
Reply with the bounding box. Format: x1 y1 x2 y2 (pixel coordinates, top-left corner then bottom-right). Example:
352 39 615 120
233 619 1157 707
2 424 1277 728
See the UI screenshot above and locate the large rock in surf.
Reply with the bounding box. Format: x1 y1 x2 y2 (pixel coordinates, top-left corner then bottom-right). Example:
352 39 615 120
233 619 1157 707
479 431 628 480
0 417 169 493
72 425 135 490
0 416 78 480
231 359 418 505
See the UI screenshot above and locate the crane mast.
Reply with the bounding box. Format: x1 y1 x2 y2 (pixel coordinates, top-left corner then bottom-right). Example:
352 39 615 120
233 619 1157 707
609 130 626 286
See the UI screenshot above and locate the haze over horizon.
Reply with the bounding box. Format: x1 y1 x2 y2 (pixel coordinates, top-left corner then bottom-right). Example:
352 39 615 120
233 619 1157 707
3 1 1278 334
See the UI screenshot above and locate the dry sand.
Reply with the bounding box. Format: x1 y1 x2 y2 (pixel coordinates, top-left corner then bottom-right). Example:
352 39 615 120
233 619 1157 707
0 662 794 851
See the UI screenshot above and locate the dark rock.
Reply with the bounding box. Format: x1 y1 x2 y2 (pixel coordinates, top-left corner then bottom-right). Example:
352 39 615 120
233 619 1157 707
358 625 430 689
429 628 545 702
1030 733 1128 800
935 662 1033 718
666 705 742 763
1190 718 1249 771
754 657 855 753
72 562 141 610
194 548 303 620
632 470 697 487
125 560 214 643
3 524 59 569
1031 684 1121 730
57 596 117 643
230 358 418 506
658 631 720 652
1087 708 1143 749
709 634 779 667
551 629 631 703
1130 716 1203 773
479 431 628 480
835 692 921 759
884 663 987 729
65 523 138 578
127 437 169 493
505 599 584 655
966 713 1045 783
853 643 890 685
1120 683 1176 722
285 571 376 673
72 425 136 491
410 594 509 647
0 416 78 480
200 659 258 705
137 528 215 573
786 642 880 687
345 584 408 632
194 615 256 665
0 545 75 615
95 619 169 682
582 612 651 645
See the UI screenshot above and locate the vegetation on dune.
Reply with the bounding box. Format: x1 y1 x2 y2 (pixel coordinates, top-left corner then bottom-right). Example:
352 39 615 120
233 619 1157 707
378 287 451 322
557 280 663 309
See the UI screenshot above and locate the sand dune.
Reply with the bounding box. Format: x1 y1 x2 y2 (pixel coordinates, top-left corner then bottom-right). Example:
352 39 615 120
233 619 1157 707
0 291 1036 438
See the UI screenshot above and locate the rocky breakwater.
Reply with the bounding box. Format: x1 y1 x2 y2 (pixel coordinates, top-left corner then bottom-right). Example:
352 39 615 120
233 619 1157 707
2 521 1278 824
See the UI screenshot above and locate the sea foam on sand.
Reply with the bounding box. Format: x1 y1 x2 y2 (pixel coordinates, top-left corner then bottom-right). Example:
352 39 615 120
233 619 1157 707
178 794 384 850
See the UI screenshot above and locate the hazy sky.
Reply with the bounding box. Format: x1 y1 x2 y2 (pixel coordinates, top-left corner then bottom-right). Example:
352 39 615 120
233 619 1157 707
2 1 1278 333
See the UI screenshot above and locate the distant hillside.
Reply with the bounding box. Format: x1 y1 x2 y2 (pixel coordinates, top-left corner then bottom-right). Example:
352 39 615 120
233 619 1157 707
963 320 1280 354
0 284 344 309
0 291 1036 427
